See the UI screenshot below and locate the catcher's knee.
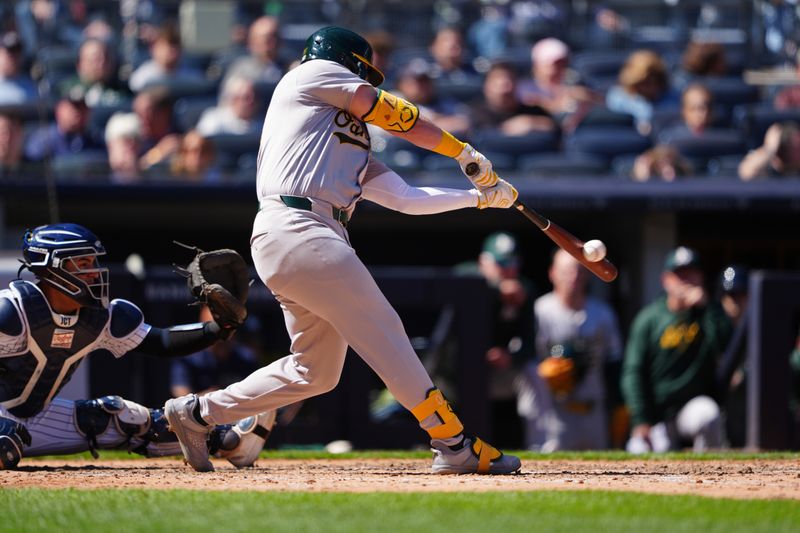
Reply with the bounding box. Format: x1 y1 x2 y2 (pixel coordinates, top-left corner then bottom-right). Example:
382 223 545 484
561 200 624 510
74 395 174 457
0 417 31 469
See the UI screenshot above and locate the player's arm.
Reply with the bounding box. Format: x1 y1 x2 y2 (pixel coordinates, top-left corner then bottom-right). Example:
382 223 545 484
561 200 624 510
620 312 654 428
360 161 517 213
133 321 227 359
350 85 500 190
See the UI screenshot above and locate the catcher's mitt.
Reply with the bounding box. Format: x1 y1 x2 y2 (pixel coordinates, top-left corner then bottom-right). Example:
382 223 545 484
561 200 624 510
536 356 577 396
177 245 250 337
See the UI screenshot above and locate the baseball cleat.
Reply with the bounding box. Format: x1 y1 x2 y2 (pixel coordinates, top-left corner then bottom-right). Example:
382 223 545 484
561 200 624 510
219 410 277 468
164 394 214 472
430 435 521 475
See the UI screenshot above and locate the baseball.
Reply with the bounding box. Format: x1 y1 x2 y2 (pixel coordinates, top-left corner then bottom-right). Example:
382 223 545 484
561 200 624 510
582 240 607 262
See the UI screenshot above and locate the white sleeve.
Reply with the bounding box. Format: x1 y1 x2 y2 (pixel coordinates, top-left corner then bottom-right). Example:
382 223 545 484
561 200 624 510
360 169 478 215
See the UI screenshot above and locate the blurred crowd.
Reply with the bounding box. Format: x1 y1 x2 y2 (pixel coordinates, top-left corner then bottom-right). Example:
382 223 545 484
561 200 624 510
1 0 800 184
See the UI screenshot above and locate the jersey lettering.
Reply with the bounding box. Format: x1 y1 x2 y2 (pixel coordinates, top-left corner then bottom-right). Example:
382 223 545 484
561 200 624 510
659 322 700 351
332 110 370 150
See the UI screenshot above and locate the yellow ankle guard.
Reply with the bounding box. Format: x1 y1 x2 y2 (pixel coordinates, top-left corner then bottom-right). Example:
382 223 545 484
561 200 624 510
411 389 464 440
470 437 503 474
362 89 419 133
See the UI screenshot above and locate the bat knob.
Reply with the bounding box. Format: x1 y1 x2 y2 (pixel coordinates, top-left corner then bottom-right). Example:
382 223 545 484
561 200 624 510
465 162 479 176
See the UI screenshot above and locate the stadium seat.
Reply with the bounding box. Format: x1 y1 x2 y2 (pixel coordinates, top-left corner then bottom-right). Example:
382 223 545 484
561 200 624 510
706 154 744 178
565 127 652 161
575 106 635 130
205 132 262 172
433 78 484 103
474 129 560 159
89 101 133 139
139 78 219 99
173 96 217 132
733 104 800 148
572 50 630 88
49 151 110 182
518 152 610 177
696 76 760 108
662 128 747 159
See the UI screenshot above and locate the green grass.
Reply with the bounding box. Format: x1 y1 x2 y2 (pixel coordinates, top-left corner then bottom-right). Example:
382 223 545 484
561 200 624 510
1 489 798 533
26 448 800 462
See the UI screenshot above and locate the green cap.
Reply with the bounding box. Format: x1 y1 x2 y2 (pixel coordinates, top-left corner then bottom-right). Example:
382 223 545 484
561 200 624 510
482 232 520 267
663 246 701 272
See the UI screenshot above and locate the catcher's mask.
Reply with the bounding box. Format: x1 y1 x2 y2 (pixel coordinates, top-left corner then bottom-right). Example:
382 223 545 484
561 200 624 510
301 26 385 87
21 223 109 309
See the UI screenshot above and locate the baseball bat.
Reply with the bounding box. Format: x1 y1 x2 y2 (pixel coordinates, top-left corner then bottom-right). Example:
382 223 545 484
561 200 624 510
466 162 618 283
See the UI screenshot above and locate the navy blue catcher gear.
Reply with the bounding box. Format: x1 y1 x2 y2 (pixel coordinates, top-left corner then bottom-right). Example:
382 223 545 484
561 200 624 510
21 223 109 309
301 26 384 87
0 417 31 469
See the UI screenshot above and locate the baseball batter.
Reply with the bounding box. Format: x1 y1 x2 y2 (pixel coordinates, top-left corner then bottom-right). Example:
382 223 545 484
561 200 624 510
0 223 272 469
166 26 521 474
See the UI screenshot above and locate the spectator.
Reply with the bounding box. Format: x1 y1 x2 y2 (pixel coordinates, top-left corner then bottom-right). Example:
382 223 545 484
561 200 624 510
622 246 733 453
632 145 693 182
104 111 142 184
0 111 26 178
171 305 260 398
520 249 623 451
59 38 128 107
0 31 39 105
24 86 103 161
128 23 204 93
715 264 750 448
133 86 180 171
196 75 262 136
223 16 285 86
606 50 679 135
455 232 536 448
427 27 479 84
774 50 800 110
364 30 396 87
169 130 220 183
470 62 556 135
738 122 800 180
518 37 601 133
394 59 470 136
681 41 728 78
657 84 715 142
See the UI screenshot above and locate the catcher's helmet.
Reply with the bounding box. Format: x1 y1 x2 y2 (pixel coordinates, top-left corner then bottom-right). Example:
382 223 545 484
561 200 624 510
301 26 384 87
21 223 109 308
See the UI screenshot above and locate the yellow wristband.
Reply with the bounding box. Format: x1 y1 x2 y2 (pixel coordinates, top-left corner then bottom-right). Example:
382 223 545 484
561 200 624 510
433 131 466 158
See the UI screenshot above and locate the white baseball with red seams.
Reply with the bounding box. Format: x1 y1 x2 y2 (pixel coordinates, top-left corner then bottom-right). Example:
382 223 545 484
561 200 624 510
582 240 607 262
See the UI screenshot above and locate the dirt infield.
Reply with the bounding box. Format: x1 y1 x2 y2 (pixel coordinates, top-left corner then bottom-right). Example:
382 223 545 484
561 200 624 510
3 458 799 499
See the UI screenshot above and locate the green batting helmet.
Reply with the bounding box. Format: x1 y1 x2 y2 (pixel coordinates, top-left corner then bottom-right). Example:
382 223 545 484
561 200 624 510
301 26 384 87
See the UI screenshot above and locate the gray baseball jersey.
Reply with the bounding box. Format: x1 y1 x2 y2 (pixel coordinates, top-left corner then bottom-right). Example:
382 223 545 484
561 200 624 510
520 292 622 451
197 59 439 426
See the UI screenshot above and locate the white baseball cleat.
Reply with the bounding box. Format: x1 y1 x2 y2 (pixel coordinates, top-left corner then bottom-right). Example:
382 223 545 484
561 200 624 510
430 436 521 475
219 410 277 468
164 394 214 472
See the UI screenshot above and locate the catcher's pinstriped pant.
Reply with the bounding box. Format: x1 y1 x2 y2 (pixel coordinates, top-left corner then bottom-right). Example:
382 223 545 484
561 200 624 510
1 398 181 457
197 197 435 425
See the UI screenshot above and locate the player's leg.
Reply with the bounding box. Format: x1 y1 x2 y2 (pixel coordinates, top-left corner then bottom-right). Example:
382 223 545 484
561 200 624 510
199 296 348 424
675 395 722 451
260 234 519 474
16 398 263 466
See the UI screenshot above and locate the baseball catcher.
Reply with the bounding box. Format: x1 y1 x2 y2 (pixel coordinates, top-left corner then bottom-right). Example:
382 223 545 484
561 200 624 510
0 223 274 470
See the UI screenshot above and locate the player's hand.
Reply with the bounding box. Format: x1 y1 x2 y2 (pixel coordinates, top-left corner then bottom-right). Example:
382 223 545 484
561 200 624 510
455 144 498 189
631 424 651 440
476 179 518 209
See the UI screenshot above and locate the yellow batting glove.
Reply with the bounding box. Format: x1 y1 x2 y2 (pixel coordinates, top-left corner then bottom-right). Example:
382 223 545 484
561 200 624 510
455 144 498 189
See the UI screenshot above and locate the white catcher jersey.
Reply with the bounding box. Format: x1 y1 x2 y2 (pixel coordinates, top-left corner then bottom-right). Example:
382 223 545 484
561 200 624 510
255 60 381 212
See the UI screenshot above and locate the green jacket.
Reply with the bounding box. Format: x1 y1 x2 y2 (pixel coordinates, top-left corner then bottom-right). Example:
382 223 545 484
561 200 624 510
621 297 732 426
